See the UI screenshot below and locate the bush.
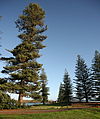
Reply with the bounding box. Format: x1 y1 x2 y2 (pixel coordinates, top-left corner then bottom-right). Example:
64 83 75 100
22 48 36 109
0 91 19 109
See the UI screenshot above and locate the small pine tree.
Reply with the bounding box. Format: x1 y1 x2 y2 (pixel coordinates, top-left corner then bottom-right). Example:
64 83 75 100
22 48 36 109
40 68 49 105
63 69 72 104
91 50 100 101
0 91 18 109
57 83 64 103
1 3 47 104
58 69 72 105
75 55 93 102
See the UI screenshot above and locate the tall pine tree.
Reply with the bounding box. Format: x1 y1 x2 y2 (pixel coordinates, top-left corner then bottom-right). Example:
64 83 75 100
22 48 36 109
40 68 49 105
1 3 47 104
91 50 100 101
75 55 93 102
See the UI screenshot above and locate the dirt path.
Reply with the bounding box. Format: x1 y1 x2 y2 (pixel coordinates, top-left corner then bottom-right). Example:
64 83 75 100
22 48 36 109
0 107 90 114
0 109 66 114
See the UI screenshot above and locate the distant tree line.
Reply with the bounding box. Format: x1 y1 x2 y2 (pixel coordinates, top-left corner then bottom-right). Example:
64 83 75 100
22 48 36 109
58 50 100 104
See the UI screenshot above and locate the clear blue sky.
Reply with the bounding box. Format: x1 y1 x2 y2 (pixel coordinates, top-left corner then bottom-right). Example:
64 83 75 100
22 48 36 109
0 0 100 100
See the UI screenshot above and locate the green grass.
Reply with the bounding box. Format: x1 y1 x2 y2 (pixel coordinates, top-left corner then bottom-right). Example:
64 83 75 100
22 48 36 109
0 108 100 119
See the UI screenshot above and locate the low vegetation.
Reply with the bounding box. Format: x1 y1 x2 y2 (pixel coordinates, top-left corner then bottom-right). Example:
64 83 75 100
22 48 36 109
0 91 19 109
30 105 71 110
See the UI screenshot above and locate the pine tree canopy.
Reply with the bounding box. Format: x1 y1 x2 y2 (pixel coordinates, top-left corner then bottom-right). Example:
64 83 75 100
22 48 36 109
75 55 93 102
1 3 47 103
58 83 63 103
63 70 72 104
92 50 100 101
58 69 72 104
40 68 49 104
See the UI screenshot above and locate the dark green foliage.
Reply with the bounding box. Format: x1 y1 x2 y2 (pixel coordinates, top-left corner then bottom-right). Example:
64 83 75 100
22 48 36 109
0 78 7 91
62 70 72 104
0 78 13 93
40 68 49 104
0 77 18 109
74 55 93 102
57 83 64 103
91 50 100 101
0 91 18 109
1 3 47 104
58 69 72 105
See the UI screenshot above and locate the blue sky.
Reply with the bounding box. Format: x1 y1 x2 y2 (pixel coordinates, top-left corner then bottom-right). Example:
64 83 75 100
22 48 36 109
0 0 100 100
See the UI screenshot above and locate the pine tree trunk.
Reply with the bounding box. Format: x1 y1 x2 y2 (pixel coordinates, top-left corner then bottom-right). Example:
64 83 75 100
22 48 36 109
85 92 88 103
18 93 23 105
18 80 23 105
79 98 82 102
43 101 45 105
86 96 88 103
42 98 45 105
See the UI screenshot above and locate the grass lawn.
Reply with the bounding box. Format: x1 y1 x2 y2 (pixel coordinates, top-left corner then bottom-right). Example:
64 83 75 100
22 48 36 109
0 108 100 119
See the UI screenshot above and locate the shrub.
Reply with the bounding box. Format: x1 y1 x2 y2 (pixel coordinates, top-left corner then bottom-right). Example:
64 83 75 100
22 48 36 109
0 91 18 109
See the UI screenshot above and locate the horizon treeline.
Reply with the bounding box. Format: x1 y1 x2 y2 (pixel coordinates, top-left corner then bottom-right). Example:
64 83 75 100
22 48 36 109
58 50 100 104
